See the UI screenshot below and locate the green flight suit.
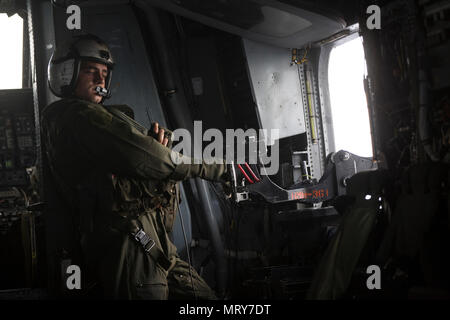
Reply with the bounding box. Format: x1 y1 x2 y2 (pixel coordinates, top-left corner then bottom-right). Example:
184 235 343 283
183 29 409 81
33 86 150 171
41 98 226 299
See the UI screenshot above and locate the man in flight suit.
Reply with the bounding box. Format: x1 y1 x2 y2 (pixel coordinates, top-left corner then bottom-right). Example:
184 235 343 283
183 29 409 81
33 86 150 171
42 34 227 299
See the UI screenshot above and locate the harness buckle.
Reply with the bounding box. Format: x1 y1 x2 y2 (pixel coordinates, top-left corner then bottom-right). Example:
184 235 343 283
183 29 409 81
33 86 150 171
132 229 155 252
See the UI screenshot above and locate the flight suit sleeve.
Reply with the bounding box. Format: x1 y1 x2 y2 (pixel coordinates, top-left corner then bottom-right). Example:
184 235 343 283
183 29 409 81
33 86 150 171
65 101 227 182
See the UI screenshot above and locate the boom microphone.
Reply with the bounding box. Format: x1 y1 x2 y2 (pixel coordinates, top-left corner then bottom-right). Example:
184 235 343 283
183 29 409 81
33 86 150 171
95 86 110 98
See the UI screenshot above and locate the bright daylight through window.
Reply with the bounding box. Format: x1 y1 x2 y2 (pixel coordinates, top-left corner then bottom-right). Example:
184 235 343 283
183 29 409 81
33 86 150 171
328 36 373 157
0 13 23 89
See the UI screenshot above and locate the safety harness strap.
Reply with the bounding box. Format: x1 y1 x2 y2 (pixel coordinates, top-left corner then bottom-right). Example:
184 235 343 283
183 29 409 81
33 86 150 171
111 215 172 271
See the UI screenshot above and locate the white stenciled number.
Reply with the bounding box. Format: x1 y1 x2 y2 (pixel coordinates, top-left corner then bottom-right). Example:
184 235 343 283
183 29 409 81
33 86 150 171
66 4 81 30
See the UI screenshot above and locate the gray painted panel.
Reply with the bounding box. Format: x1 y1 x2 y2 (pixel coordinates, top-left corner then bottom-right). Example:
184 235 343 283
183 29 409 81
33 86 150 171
145 0 344 48
243 38 306 144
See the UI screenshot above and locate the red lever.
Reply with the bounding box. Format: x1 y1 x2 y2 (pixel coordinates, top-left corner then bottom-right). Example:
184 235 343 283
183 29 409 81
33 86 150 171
237 164 254 184
244 162 260 182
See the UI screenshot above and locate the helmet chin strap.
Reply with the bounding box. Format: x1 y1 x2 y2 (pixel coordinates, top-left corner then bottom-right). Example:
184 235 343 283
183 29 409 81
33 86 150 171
95 86 111 98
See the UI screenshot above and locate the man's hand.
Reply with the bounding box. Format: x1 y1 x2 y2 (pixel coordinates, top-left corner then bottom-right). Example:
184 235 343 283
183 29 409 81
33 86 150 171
151 122 169 147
